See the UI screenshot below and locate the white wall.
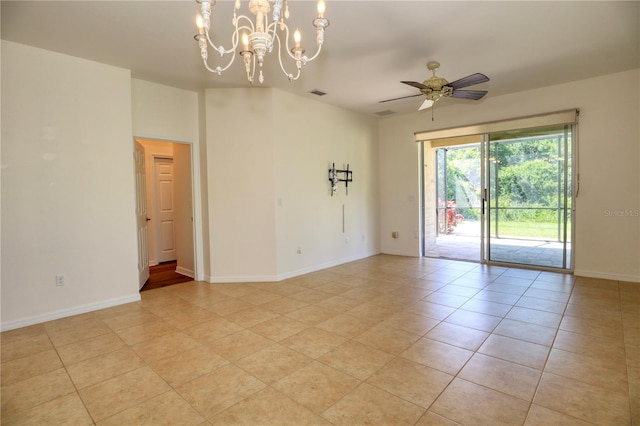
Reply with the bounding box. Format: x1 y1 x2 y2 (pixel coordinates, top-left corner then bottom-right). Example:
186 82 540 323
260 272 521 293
205 88 279 281
131 79 199 143
378 114 423 256
272 90 379 277
379 69 640 282
204 88 379 282
1 41 139 330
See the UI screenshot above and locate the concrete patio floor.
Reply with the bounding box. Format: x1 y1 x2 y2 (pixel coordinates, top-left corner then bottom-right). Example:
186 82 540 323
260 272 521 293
425 221 571 269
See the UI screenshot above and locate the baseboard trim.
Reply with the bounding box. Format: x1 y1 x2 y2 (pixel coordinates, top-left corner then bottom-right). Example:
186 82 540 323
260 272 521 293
276 251 381 281
175 266 195 279
0 294 142 332
209 275 279 283
574 269 640 283
380 249 420 257
207 251 381 284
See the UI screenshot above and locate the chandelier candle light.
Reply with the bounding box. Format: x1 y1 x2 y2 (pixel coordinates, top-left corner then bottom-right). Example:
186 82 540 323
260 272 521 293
194 0 329 84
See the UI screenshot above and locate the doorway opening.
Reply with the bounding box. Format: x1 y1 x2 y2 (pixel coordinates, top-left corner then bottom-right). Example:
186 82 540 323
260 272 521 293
423 124 574 271
134 138 197 290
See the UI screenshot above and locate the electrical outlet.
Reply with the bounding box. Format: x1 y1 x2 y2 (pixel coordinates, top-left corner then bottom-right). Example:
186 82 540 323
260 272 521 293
392 231 399 239
56 275 65 286
297 246 303 254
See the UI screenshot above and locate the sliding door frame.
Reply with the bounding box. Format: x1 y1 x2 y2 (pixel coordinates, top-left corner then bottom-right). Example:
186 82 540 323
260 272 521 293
417 109 579 271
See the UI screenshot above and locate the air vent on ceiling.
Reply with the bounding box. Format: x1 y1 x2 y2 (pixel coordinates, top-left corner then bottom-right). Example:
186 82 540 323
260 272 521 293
309 89 327 96
375 110 396 116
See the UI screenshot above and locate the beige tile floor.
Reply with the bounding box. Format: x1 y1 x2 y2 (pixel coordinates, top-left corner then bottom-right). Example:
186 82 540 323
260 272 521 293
2 255 638 425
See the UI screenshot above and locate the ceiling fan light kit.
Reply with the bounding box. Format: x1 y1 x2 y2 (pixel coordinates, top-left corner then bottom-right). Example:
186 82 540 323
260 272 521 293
194 0 329 84
381 61 489 119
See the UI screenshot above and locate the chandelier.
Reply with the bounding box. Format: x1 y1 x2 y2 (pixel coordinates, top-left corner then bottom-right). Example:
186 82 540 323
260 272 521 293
194 0 329 84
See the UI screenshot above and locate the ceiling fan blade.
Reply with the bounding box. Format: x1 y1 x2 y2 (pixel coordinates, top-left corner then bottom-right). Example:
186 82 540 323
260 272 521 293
447 73 489 89
451 89 488 100
418 99 434 110
401 81 430 90
379 93 424 103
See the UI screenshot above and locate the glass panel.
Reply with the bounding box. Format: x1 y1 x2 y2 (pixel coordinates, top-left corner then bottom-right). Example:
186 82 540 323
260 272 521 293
486 125 572 269
428 146 482 262
445 145 482 239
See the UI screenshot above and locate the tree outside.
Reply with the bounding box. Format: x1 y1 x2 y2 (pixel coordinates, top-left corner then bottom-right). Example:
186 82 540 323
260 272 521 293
440 132 571 241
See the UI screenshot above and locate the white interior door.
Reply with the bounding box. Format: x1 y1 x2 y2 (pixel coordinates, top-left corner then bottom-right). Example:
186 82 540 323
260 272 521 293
134 142 150 289
155 157 177 263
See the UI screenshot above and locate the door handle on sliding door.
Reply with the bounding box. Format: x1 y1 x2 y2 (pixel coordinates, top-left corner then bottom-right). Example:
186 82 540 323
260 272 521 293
482 188 488 215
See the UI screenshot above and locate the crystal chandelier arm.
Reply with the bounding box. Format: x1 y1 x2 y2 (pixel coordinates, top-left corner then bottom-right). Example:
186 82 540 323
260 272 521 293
270 21 292 57
272 19 326 64
201 51 236 75
272 22 301 64
196 4 243 76
201 56 228 74
304 17 329 62
205 14 254 56
198 0 236 56
201 22 254 76
301 40 323 63
201 26 239 75
204 32 237 56
283 24 303 64
273 31 302 81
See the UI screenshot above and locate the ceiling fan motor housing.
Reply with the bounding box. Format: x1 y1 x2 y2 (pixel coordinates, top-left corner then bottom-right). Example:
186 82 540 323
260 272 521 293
421 76 452 100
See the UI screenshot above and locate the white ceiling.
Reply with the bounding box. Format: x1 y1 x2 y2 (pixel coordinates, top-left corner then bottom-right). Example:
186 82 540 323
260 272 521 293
2 1 639 116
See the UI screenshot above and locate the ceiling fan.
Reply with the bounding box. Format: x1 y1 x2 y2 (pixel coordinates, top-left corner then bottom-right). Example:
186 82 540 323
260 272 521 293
380 61 489 113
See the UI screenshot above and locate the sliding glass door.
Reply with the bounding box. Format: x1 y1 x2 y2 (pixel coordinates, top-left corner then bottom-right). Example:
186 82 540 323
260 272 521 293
483 125 573 269
432 145 483 262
